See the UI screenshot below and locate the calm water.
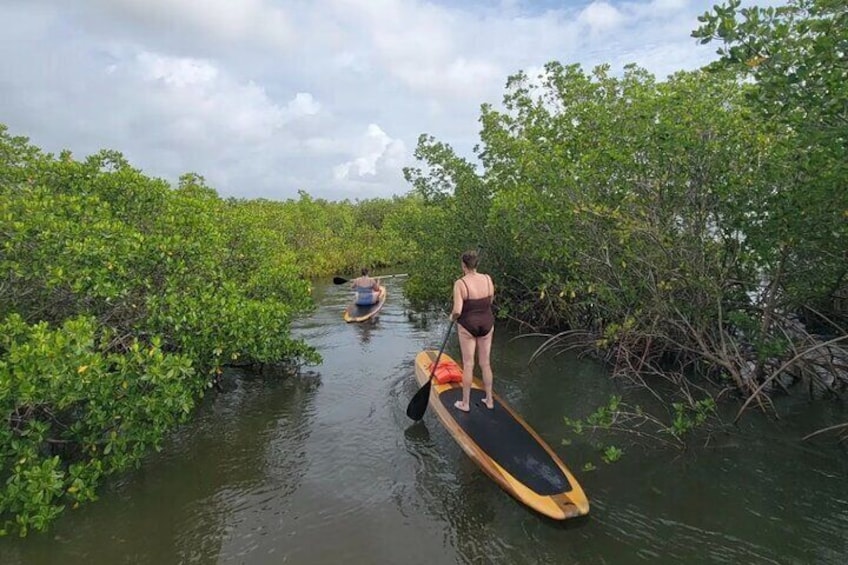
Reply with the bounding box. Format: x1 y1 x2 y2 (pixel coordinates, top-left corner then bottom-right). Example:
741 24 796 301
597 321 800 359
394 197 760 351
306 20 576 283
1 277 846 564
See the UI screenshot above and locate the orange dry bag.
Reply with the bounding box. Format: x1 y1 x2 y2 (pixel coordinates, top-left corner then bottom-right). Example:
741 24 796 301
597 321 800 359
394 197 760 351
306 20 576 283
429 361 463 384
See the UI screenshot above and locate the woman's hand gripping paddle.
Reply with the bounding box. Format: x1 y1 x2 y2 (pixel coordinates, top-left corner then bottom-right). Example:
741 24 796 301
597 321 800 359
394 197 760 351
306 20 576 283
406 320 455 421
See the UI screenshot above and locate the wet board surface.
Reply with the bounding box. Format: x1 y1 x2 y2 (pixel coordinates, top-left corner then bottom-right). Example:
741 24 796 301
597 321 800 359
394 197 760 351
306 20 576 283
438 387 571 495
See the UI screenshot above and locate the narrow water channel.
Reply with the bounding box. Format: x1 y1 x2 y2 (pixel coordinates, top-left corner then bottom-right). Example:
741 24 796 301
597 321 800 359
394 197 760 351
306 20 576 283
1 277 846 564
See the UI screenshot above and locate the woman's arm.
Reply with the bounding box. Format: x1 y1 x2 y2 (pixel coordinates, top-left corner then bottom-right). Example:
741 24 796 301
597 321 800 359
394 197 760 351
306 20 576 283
450 280 463 321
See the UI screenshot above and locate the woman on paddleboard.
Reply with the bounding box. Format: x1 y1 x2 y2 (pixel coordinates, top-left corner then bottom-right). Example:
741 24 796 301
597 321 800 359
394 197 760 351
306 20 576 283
350 268 381 306
450 249 495 412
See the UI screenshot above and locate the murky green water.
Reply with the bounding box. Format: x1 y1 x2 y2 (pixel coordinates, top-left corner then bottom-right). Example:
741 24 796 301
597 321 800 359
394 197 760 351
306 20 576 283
1 278 846 564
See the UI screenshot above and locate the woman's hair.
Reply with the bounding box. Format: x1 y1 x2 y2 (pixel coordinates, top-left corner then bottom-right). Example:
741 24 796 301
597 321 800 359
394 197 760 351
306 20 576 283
461 250 479 269
361 267 370 276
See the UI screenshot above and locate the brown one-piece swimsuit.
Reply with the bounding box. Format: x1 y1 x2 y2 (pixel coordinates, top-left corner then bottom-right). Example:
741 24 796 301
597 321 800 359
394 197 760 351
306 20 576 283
456 277 494 338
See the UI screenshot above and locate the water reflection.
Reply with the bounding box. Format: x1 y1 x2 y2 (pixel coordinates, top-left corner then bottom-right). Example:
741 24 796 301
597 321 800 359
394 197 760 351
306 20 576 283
0 369 321 565
354 318 379 343
403 421 432 445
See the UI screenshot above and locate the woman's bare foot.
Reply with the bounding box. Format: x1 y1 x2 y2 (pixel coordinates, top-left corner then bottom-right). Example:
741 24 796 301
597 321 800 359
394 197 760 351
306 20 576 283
454 400 470 412
483 398 494 410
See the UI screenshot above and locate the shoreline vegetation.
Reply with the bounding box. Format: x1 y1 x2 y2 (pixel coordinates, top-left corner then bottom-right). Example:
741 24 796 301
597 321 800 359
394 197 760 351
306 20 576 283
2 0 845 537
0 129 420 535
399 0 847 453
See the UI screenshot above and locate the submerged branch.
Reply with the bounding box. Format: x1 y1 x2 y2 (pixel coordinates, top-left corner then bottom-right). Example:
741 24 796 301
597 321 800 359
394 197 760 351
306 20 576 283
802 422 848 441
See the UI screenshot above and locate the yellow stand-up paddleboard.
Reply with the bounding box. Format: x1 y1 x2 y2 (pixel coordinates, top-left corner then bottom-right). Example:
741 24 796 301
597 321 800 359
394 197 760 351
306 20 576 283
414 350 590 520
343 286 387 323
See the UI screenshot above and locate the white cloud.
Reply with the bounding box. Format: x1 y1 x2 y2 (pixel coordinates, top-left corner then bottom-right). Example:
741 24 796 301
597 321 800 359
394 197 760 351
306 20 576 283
87 0 293 50
286 93 322 120
393 57 504 99
320 0 509 102
0 0 769 201
131 52 316 145
138 52 219 87
304 136 345 154
579 2 625 34
646 0 688 13
333 124 407 184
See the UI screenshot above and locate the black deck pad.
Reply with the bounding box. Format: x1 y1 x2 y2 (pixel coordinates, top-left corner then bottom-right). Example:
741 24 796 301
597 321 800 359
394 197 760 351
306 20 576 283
438 388 571 496
345 302 381 318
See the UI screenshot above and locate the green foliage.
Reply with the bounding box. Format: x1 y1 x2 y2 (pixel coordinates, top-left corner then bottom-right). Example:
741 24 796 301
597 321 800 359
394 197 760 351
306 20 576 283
694 0 847 134
0 121 423 534
0 315 198 536
563 394 717 469
601 445 624 464
404 61 777 360
669 399 717 439
693 0 848 316
225 191 419 279
0 126 339 535
564 395 624 466
402 24 847 403
400 136 489 309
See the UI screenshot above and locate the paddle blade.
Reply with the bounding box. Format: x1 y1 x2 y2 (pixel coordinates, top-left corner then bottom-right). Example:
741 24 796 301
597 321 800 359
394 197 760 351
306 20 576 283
406 379 432 421
333 276 349 285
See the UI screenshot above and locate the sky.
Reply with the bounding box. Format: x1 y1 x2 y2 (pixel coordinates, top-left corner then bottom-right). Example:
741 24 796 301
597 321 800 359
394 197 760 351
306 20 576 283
0 0 769 202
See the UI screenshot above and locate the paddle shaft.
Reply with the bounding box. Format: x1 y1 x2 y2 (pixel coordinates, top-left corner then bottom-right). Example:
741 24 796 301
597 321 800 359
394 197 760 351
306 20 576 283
429 319 454 382
406 319 454 420
334 273 408 285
